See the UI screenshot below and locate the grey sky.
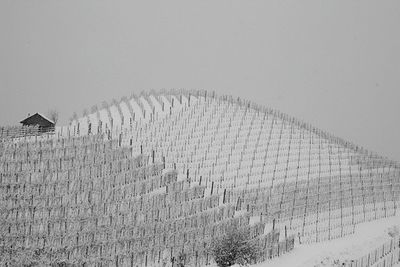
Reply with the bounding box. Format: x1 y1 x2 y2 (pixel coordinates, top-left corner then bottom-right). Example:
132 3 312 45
0 0 399 161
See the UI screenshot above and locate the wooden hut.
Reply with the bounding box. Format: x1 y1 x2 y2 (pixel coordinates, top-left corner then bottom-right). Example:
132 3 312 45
20 113 55 133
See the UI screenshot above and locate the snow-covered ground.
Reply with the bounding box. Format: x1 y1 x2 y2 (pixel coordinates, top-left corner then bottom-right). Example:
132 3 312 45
254 215 400 267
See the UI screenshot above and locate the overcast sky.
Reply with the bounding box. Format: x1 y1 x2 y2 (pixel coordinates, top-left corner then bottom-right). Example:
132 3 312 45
0 0 399 161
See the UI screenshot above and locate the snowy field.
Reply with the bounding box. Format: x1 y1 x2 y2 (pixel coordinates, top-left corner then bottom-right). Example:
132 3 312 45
252 215 400 267
3 91 399 266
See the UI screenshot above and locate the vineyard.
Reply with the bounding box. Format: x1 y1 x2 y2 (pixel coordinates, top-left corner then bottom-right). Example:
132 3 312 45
1 89 400 266
0 135 292 266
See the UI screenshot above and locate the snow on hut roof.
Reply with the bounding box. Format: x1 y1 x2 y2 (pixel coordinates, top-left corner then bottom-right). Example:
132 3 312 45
20 112 55 125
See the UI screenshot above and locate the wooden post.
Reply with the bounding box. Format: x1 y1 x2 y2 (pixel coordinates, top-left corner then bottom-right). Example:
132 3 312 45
236 197 241 211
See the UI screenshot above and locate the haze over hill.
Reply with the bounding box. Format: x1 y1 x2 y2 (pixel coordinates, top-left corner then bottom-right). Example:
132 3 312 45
0 0 399 161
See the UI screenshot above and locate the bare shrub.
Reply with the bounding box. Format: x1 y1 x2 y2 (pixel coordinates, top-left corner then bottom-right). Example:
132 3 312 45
210 227 259 267
46 109 59 124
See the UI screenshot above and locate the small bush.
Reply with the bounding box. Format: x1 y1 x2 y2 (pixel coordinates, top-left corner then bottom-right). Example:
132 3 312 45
210 227 259 267
176 251 187 267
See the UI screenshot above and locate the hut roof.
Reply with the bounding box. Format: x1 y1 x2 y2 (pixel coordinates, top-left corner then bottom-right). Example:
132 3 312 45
20 113 55 126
